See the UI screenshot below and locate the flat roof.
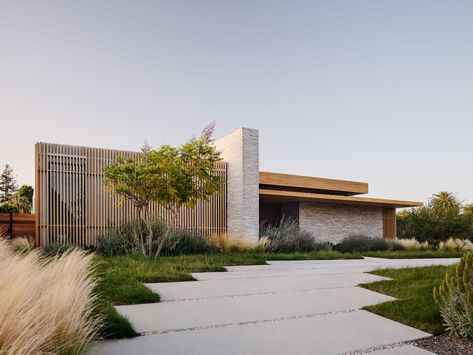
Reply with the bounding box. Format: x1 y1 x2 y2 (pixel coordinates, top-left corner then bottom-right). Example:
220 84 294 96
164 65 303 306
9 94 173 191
259 189 423 208
259 171 368 196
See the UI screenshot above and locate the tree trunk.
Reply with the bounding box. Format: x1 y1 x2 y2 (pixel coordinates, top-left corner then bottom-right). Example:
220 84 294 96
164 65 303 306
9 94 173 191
154 207 180 259
137 207 146 256
144 205 153 258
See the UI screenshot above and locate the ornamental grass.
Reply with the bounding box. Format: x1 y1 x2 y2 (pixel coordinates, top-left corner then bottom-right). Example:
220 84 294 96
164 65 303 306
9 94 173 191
0 239 102 354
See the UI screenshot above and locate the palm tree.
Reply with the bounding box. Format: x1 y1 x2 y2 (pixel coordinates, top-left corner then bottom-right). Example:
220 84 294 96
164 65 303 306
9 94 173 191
430 191 461 212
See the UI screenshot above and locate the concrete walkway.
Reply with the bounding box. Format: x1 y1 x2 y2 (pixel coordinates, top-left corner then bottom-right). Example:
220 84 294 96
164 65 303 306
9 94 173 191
90 257 458 355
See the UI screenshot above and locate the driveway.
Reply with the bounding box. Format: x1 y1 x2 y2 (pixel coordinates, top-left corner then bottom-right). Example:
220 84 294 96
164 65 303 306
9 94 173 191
90 257 458 355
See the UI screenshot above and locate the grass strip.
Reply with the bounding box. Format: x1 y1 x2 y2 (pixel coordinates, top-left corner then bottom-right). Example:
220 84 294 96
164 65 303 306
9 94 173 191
360 265 453 334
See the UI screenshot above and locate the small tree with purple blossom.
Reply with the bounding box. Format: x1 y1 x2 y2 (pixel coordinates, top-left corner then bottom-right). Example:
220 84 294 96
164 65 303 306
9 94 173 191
104 123 222 258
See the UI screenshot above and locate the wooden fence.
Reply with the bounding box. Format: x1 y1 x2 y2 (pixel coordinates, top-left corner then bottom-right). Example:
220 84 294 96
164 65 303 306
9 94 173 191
35 143 227 247
0 213 36 240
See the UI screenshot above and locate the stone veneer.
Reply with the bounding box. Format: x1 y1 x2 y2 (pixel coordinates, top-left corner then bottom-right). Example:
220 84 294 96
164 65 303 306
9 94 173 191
215 128 259 241
298 202 383 243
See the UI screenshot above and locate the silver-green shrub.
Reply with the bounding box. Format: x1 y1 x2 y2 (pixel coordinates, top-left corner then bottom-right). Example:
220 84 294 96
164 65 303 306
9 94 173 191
434 252 473 337
260 217 332 253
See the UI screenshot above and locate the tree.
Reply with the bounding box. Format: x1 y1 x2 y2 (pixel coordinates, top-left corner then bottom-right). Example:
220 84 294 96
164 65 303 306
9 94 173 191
104 123 222 258
430 191 461 213
0 164 18 203
0 201 19 213
397 191 473 243
11 185 34 213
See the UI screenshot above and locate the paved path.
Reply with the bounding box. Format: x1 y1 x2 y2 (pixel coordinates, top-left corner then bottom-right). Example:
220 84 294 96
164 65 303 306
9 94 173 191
90 257 458 355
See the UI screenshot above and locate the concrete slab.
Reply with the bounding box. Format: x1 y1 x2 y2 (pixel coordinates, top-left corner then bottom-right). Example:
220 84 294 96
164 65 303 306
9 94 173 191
147 272 387 301
368 344 435 355
116 286 393 333
90 310 430 355
193 258 458 281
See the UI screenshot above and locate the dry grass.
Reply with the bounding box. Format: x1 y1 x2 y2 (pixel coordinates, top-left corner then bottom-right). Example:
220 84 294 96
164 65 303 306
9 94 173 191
438 237 473 252
0 239 102 355
397 238 430 251
209 233 268 253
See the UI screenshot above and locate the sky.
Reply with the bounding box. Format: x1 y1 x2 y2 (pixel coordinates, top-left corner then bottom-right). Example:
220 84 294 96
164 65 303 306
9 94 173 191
1 0 472 204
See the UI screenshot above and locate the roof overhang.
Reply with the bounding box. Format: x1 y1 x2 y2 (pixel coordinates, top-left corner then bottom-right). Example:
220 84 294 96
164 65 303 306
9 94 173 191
259 171 368 196
259 189 423 208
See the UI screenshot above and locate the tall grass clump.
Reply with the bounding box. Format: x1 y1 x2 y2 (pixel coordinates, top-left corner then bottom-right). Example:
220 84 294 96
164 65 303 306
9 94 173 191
0 240 102 354
334 235 402 253
434 252 473 337
396 238 430 251
438 237 473 252
209 233 268 253
260 218 332 253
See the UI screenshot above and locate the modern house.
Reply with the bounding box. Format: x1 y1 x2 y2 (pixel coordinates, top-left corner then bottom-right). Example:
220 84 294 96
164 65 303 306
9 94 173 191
34 127 421 247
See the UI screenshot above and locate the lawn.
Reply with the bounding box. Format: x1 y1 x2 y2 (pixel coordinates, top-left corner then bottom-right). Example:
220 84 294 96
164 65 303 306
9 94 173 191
360 265 453 334
96 250 461 339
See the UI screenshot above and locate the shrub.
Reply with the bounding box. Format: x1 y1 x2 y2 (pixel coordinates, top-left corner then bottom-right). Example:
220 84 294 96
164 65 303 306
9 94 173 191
438 238 473 252
334 235 402 253
434 252 473 337
0 201 19 213
97 220 218 256
0 240 102 354
96 222 142 256
397 238 430 251
159 228 219 256
260 218 332 253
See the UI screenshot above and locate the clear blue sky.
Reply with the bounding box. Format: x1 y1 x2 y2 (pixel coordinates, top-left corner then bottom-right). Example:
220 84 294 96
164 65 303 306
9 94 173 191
1 0 472 203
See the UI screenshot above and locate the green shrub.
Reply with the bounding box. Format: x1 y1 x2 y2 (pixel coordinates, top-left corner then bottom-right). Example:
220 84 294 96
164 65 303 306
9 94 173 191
334 235 402 253
260 218 332 253
159 228 219 256
0 202 19 213
434 252 473 337
97 220 218 256
96 222 142 256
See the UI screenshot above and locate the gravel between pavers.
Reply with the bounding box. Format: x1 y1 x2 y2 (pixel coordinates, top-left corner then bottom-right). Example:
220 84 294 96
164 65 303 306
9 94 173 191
414 334 473 355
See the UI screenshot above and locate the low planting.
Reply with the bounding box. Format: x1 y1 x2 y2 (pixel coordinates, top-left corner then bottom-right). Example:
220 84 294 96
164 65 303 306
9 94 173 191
97 220 219 257
334 235 402 253
434 252 473 338
260 218 332 253
0 239 102 354
361 265 453 334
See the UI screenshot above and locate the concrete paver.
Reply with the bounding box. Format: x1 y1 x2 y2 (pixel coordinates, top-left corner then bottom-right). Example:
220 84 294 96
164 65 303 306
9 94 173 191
117 286 393 333
147 272 387 301
91 310 431 355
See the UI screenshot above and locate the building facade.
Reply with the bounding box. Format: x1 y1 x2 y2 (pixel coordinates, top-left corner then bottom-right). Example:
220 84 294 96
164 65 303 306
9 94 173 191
35 127 421 246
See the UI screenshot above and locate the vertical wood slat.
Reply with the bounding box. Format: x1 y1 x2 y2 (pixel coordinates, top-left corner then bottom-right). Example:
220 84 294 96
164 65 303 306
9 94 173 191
35 143 227 247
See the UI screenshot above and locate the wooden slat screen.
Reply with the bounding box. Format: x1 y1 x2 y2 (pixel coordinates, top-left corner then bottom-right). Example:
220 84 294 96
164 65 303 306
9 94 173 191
35 143 227 247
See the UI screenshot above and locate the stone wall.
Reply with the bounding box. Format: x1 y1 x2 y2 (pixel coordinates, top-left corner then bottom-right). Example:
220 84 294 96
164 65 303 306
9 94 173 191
298 202 383 243
215 128 259 241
